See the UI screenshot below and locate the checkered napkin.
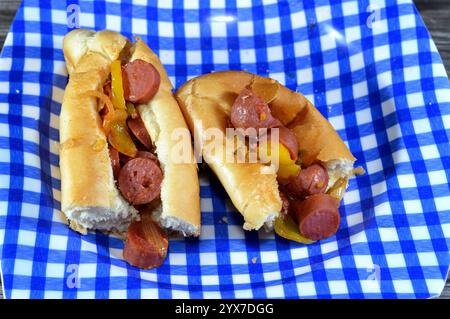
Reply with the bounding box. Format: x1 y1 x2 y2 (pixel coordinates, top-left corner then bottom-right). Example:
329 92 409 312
0 0 449 299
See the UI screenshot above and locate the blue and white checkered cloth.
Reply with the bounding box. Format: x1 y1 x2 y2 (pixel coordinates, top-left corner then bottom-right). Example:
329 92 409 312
0 0 449 299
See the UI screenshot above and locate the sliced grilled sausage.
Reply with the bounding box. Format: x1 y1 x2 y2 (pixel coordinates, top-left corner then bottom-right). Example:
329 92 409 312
123 213 168 269
120 151 158 165
118 157 163 205
285 164 329 198
109 145 120 179
122 59 160 104
277 126 299 161
293 193 340 240
266 125 299 161
127 116 153 150
136 150 158 161
230 88 281 130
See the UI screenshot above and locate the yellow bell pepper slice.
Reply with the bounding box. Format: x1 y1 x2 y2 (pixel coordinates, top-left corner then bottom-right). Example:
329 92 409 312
277 143 301 179
277 163 301 179
274 214 315 244
327 177 349 206
278 143 295 166
106 109 137 158
108 121 138 158
111 60 126 110
259 142 301 179
104 61 138 157
260 141 301 179
126 102 138 119
260 142 295 165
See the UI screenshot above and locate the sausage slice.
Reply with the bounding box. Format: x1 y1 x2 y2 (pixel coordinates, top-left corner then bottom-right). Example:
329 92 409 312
118 157 163 205
285 164 329 198
122 59 160 104
135 150 158 161
267 126 299 161
120 150 158 165
293 193 340 240
127 116 153 150
123 213 168 269
277 126 299 161
109 145 120 179
230 88 281 130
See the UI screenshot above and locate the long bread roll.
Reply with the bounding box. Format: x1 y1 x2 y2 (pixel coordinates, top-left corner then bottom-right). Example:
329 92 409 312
60 29 200 236
130 38 200 236
175 71 356 231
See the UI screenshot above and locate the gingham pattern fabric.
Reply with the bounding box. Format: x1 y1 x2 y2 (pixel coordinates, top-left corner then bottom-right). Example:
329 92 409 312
0 0 449 299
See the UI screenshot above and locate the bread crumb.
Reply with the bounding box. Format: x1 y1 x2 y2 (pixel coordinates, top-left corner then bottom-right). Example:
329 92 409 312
222 216 228 224
251 257 258 264
354 166 365 175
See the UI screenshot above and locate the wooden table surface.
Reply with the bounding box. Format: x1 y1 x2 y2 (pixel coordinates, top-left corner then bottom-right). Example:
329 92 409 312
0 0 449 299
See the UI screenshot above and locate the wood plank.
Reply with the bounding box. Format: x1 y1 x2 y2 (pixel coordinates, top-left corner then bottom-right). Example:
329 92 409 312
415 1 450 76
441 281 450 299
0 0 21 49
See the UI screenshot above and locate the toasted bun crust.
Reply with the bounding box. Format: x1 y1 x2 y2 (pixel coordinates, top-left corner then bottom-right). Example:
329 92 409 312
175 71 356 230
61 29 137 234
130 38 200 236
60 30 200 236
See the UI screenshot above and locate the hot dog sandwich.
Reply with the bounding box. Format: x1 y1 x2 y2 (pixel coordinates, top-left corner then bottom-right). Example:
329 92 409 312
60 29 200 268
175 71 362 242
